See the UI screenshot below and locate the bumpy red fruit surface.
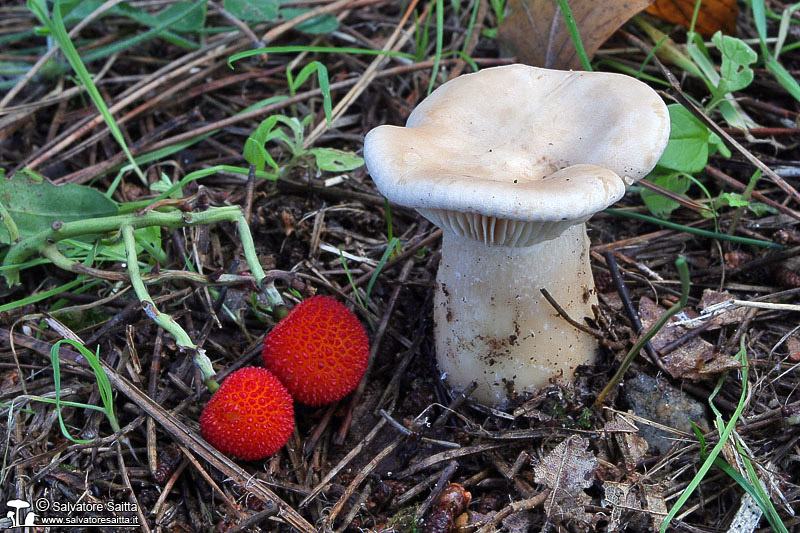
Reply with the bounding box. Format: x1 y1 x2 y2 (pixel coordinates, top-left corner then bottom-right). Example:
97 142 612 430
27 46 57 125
262 295 369 406
200 367 294 461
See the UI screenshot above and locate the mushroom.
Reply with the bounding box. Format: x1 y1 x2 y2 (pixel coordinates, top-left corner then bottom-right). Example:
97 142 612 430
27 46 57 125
364 65 670 406
5 499 30 527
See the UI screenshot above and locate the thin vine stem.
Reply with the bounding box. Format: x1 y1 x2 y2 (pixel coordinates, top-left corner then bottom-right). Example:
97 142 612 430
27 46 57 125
122 225 219 392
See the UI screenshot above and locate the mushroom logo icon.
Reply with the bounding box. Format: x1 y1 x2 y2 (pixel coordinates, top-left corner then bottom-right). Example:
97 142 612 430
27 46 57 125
3 499 37 529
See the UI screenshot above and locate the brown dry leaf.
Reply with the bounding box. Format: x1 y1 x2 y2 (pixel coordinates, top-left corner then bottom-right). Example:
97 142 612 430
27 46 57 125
617 433 650 469
604 481 668 532
602 413 639 433
638 297 741 380
604 414 649 469
534 435 598 529
501 511 536 533
698 289 749 328
604 481 640 532
643 485 668 531
498 0 654 70
645 0 738 37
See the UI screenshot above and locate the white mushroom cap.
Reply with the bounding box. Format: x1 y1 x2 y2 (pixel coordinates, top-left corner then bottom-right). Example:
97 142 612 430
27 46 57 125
365 65 669 246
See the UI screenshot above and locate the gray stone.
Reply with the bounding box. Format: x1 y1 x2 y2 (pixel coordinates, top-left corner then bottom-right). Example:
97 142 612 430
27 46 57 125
623 374 710 454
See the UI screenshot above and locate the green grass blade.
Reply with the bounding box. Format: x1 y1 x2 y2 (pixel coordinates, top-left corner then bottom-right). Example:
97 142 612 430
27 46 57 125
555 0 591 71
366 237 400 306
339 249 365 309
315 62 333 127
229 46 416 67
0 277 85 313
461 0 482 56
604 208 785 249
80 2 205 63
427 0 444 95
752 0 769 43
750 0 800 103
765 54 800 102
50 342 97 444
27 0 144 181
595 59 670 86
594 257 690 406
50 339 120 444
660 340 749 532
442 50 479 71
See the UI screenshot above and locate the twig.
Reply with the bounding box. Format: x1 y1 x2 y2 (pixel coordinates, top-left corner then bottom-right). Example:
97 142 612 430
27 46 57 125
226 505 278 533
474 490 551 533
208 0 262 47
379 410 460 448
261 0 372 43
324 437 403 527
0 328 317 533
115 441 151 532
243 164 256 227
133 58 512 161
177 444 248 519
594 257 691 406
656 320 715 357
704 165 800 222
146 329 164 478
623 30 800 209
335 256 415 443
335 482 373 533
539 288 625 350
150 459 188 519
416 461 458 521
299 417 388 508
343 229 443 293
601 251 663 369
393 443 506 479
303 0 424 147
15 33 245 176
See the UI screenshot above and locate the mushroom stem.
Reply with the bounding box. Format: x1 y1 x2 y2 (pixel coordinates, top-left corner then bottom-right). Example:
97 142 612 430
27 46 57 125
433 223 599 406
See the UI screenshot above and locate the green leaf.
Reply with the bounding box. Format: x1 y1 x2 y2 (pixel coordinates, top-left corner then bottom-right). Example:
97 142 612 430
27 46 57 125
712 32 757 94
223 0 279 21
687 33 719 85
97 226 163 263
281 8 339 34
747 201 777 217
308 148 365 172
149 173 183 198
717 192 777 217
59 0 103 25
244 115 281 171
159 1 207 32
656 105 713 173
765 54 800 103
244 137 268 171
286 61 332 126
0 169 118 244
717 192 750 208
640 173 690 219
707 131 731 158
